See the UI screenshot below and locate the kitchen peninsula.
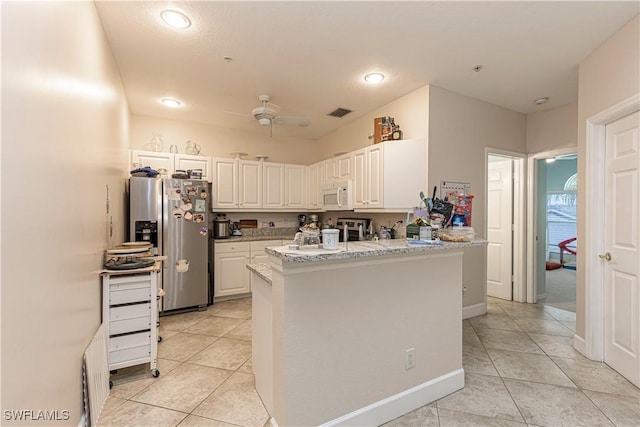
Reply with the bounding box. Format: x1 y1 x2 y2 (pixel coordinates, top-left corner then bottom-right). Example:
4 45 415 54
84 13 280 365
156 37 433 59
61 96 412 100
249 239 487 426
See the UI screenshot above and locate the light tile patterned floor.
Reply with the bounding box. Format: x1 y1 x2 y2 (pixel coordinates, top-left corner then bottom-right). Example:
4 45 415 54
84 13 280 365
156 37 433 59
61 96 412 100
98 297 639 427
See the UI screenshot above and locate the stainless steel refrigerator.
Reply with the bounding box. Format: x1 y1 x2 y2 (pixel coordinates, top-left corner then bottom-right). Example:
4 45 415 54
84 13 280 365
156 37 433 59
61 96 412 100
129 177 209 312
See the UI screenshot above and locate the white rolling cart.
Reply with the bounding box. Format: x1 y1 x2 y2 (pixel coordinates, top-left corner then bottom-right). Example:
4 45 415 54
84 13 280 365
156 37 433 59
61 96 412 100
101 264 161 387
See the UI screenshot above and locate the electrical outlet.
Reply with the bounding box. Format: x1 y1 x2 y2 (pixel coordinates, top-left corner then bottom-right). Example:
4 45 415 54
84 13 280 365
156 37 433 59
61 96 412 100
405 348 415 370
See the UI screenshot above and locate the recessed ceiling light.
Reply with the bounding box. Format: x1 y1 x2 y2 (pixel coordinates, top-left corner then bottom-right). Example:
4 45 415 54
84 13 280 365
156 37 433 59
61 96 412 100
364 72 385 84
534 97 550 105
161 10 191 29
161 98 181 108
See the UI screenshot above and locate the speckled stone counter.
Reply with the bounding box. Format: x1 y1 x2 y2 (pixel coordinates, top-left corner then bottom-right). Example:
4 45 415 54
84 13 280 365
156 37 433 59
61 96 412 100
213 234 295 243
246 263 272 284
265 238 487 263
213 227 298 242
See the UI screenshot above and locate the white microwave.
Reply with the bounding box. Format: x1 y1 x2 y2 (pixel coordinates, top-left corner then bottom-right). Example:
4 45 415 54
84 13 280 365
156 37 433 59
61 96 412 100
321 180 353 211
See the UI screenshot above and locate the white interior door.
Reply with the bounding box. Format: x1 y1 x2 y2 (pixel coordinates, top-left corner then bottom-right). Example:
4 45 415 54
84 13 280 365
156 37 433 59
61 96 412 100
487 157 513 300
604 111 640 387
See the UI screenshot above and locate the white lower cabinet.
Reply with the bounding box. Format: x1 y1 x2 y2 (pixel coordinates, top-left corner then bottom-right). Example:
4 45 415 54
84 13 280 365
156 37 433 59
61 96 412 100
214 239 282 299
214 241 251 297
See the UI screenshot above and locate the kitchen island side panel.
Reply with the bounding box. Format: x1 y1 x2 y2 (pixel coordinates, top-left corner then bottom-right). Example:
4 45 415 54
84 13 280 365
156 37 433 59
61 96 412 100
270 251 463 426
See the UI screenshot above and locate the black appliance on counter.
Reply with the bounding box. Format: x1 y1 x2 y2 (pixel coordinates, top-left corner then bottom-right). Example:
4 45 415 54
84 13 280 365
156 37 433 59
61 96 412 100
336 218 372 242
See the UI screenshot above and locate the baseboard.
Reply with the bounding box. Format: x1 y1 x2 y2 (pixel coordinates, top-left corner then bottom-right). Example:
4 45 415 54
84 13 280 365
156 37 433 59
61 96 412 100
463 302 486 319
573 334 586 357
319 369 464 427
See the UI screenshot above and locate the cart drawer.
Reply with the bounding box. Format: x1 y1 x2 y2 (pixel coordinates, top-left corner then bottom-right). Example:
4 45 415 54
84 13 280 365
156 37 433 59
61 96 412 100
109 331 150 351
110 316 151 336
109 345 150 365
110 303 152 320
109 281 151 305
109 331 151 365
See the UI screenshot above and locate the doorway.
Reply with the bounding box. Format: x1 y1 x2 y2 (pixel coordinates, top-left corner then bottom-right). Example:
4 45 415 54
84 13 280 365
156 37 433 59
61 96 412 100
485 150 526 303
535 153 577 312
584 94 639 388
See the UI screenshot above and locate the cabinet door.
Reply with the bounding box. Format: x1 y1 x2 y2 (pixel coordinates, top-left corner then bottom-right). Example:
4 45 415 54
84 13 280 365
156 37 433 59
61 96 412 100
324 158 339 182
263 163 285 209
130 150 175 174
337 153 352 180
239 160 262 209
285 165 306 209
212 158 238 209
366 145 384 208
175 154 212 181
214 252 250 297
353 148 367 208
307 163 322 210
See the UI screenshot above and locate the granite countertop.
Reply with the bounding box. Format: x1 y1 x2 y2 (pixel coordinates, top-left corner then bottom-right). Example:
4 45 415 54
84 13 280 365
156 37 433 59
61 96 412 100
213 234 295 243
246 263 272 284
265 239 488 263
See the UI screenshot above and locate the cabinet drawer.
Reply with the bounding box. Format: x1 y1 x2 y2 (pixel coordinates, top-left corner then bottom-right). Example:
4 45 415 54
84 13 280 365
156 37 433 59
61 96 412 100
110 317 151 335
109 331 150 359
109 281 151 305
215 241 251 253
109 303 152 335
109 343 150 365
250 240 282 252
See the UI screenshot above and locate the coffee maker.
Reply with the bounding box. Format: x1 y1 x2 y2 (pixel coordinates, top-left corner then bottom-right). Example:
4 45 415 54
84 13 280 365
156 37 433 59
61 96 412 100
297 214 307 227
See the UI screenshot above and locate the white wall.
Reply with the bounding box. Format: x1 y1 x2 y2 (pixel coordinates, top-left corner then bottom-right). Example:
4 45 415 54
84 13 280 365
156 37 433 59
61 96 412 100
526 103 578 154
317 86 429 159
428 85 527 308
575 14 640 337
131 115 319 165
1 2 130 424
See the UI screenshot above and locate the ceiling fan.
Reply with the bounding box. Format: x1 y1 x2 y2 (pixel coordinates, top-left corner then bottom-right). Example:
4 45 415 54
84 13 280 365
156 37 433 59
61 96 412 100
250 95 310 135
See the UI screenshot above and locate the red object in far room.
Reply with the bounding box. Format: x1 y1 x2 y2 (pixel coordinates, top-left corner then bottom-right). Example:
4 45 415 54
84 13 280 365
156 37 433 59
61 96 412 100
546 261 562 270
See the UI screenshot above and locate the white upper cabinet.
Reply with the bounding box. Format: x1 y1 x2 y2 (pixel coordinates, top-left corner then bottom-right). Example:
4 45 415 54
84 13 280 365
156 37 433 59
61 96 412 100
323 158 339 183
353 139 426 211
307 162 323 210
263 162 285 209
212 157 238 209
366 144 384 208
130 150 211 181
337 153 353 181
175 154 212 181
382 139 426 210
130 150 174 174
322 153 351 183
262 162 306 210
353 145 384 209
284 164 306 209
238 160 262 209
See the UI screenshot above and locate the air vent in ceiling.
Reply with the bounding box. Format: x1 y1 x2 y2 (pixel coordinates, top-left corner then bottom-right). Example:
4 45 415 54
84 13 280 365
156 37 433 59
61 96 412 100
327 108 352 118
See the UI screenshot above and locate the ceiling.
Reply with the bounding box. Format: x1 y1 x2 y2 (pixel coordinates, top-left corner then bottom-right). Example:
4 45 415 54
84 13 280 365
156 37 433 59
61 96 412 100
95 1 639 140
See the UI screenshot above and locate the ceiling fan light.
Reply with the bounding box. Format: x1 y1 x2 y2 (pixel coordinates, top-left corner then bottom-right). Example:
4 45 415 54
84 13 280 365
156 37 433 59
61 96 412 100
258 118 271 126
364 72 385 83
161 10 191 29
161 98 181 108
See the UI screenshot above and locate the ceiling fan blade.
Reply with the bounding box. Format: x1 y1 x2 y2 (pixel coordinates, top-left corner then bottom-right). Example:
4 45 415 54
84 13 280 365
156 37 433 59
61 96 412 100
273 115 311 127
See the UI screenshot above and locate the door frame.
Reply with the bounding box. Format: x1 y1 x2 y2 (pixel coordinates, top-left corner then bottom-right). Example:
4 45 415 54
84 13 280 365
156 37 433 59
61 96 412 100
485 148 527 302
525 147 577 304
583 93 640 360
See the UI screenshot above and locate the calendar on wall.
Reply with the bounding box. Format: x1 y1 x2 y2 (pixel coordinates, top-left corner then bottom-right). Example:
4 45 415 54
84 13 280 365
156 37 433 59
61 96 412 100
440 181 471 201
